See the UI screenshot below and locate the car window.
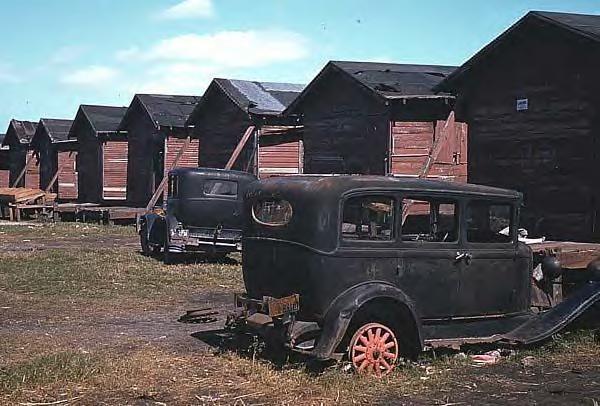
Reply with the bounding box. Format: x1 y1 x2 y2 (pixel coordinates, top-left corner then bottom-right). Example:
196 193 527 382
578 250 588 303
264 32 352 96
253 199 293 226
466 201 513 243
401 198 457 242
203 180 238 197
342 196 395 241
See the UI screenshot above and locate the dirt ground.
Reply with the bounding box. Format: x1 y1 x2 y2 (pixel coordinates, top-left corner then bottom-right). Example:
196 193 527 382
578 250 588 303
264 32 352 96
1 222 599 405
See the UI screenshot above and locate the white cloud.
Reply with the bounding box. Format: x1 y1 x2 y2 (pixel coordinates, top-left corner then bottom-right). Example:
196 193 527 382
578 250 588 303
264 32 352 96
130 30 308 68
159 0 214 20
50 46 87 65
61 65 119 87
134 63 216 94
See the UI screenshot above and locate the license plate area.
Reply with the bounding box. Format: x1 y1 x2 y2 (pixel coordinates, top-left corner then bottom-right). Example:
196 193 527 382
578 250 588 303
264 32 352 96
266 294 300 317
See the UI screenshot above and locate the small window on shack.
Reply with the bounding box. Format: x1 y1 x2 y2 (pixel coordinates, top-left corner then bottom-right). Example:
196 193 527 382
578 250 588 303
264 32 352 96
203 180 238 197
253 199 293 226
342 196 395 241
168 175 178 198
466 201 513 244
401 198 458 242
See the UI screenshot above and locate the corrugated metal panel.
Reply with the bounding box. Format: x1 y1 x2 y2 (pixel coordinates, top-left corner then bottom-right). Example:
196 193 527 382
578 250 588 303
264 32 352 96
0 170 9 188
102 141 128 200
390 121 468 182
165 137 199 170
258 140 302 178
57 151 77 200
25 151 40 189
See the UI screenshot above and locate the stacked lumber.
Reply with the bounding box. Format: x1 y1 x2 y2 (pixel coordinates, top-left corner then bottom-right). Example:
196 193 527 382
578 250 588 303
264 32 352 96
0 187 56 204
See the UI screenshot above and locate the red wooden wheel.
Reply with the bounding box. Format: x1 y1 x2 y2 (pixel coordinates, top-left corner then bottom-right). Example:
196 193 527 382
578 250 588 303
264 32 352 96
348 322 398 376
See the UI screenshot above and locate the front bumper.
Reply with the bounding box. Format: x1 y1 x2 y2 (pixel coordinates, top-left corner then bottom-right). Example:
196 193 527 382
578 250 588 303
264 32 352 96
168 232 242 253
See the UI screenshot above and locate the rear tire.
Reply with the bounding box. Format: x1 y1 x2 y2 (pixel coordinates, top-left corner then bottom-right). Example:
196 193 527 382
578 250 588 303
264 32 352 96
347 322 399 377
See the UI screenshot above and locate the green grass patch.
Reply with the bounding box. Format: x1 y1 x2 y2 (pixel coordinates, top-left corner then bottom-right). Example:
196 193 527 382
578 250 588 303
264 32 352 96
0 352 101 392
0 248 242 299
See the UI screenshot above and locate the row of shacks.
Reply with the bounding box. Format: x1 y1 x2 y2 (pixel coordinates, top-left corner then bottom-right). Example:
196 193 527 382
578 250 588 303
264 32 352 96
0 10 598 242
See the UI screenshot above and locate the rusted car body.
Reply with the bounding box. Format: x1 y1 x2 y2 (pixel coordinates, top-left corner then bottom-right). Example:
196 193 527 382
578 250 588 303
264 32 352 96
139 168 257 263
233 175 600 375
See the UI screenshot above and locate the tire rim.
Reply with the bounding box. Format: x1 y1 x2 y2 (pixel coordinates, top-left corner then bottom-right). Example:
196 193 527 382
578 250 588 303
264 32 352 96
349 322 398 376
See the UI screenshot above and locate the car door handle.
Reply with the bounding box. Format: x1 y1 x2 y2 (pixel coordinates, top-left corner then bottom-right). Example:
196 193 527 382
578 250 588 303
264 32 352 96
455 252 473 264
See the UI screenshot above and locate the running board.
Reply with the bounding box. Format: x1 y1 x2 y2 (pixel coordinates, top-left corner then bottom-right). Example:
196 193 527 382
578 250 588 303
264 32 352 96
502 281 600 345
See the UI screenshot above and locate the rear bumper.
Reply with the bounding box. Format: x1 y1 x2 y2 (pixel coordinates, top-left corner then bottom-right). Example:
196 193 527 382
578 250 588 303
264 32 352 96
233 293 328 358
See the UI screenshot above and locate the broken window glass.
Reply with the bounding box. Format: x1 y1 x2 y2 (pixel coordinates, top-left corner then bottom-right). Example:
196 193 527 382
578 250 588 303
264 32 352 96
203 180 238 197
342 196 395 241
401 198 457 242
466 201 513 243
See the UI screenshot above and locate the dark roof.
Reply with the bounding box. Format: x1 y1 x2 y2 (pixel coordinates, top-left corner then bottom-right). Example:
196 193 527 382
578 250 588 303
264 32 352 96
131 94 201 128
5 119 38 145
332 61 456 96
0 134 4 145
255 175 521 200
38 118 74 142
439 11 600 90
285 61 457 114
81 105 128 133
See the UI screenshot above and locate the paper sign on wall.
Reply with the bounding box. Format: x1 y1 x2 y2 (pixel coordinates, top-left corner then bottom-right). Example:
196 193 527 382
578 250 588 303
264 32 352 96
516 98 529 111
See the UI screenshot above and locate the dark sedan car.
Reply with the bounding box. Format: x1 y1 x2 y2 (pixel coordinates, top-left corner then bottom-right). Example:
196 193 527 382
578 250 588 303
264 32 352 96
232 175 600 376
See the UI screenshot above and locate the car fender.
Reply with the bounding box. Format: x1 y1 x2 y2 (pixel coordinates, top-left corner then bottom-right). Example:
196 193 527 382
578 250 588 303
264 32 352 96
311 281 423 360
141 213 166 245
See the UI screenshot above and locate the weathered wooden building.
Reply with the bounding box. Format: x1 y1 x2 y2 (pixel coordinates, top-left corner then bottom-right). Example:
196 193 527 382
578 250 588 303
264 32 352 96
285 61 468 180
186 78 305 177
437 11 600 242
118 94 201 207
30 119 77 200
0 134 9 188
69 105 128 204
2 120 39 188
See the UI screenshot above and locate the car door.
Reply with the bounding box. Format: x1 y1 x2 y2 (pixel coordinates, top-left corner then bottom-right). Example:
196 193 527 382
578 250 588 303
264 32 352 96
395 194 462 319
456 199 529 316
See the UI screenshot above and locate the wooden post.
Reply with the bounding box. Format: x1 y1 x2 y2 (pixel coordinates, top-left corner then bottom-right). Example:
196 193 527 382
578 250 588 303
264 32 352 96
145 137 192 211
45 151 74 193
225 126 255 170
11 152 37 188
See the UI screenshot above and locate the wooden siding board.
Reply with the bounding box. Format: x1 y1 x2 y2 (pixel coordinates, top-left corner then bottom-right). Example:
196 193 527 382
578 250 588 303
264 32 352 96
102 141 128 200
258 140 302 177
57 151 78 200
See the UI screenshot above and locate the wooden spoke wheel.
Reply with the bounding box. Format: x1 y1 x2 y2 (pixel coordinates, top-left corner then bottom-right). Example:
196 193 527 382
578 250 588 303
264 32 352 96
348 322 398 377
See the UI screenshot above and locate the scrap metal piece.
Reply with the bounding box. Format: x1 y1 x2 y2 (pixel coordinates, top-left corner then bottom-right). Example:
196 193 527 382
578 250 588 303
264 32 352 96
178 308 219 324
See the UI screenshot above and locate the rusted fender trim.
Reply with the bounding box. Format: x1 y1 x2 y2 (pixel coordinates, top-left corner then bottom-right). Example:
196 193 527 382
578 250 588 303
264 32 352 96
311 281 422 360
502 281 600 345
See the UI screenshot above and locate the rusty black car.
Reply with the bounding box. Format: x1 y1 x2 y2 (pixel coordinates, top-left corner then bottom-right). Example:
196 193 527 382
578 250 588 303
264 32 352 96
232 175 600 376
139 167 257 263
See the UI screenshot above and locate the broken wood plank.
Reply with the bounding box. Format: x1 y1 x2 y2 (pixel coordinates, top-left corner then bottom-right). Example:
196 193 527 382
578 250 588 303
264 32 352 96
225 126 255 170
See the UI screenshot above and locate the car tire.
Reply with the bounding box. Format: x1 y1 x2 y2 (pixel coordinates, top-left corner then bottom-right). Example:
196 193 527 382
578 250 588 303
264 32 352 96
347 322 399 377
140 226 152 256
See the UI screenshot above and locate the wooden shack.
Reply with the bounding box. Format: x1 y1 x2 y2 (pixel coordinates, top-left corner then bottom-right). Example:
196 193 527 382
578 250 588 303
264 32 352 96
118 94 201 207
2 120 39 188
0 134 9 188
285 61 467 180
30 119 77 200
437 11 600 242
69 105 128 204
186 78 304 177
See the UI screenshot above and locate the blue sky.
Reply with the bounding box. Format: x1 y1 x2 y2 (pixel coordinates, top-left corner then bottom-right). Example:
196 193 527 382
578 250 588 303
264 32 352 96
1 0 599 132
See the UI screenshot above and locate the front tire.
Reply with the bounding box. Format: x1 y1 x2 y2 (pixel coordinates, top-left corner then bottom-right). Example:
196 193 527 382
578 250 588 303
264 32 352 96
140 225 152 256
348 322 399 377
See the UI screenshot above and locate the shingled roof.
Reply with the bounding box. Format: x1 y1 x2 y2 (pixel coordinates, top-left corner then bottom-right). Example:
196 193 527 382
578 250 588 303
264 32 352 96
120 94 201 130
37 119 74 142
187 79 304 125
438 11 600 89
81 105 128 133
285 61 456 114
3 119 38 146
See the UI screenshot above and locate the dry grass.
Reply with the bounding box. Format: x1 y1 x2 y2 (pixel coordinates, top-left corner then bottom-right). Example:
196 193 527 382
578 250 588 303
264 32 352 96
0 222 136 238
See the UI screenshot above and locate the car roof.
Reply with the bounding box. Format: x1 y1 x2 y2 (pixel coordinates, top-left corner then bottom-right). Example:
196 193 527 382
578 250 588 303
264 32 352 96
255 175 521 200
169 167 258 181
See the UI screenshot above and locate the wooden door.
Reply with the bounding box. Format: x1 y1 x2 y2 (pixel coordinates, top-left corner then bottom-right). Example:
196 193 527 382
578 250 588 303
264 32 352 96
24 151 40 189
102 141 128 200
57 151 78 200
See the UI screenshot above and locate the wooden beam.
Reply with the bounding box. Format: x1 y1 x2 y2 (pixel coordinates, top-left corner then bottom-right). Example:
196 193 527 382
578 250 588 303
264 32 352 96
225 126 255 170
145 137 192 211
11 151 37 188
45 151 74 193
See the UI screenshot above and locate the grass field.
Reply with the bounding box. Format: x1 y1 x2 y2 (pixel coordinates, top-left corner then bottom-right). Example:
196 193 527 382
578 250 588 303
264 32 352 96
0 223 599 405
